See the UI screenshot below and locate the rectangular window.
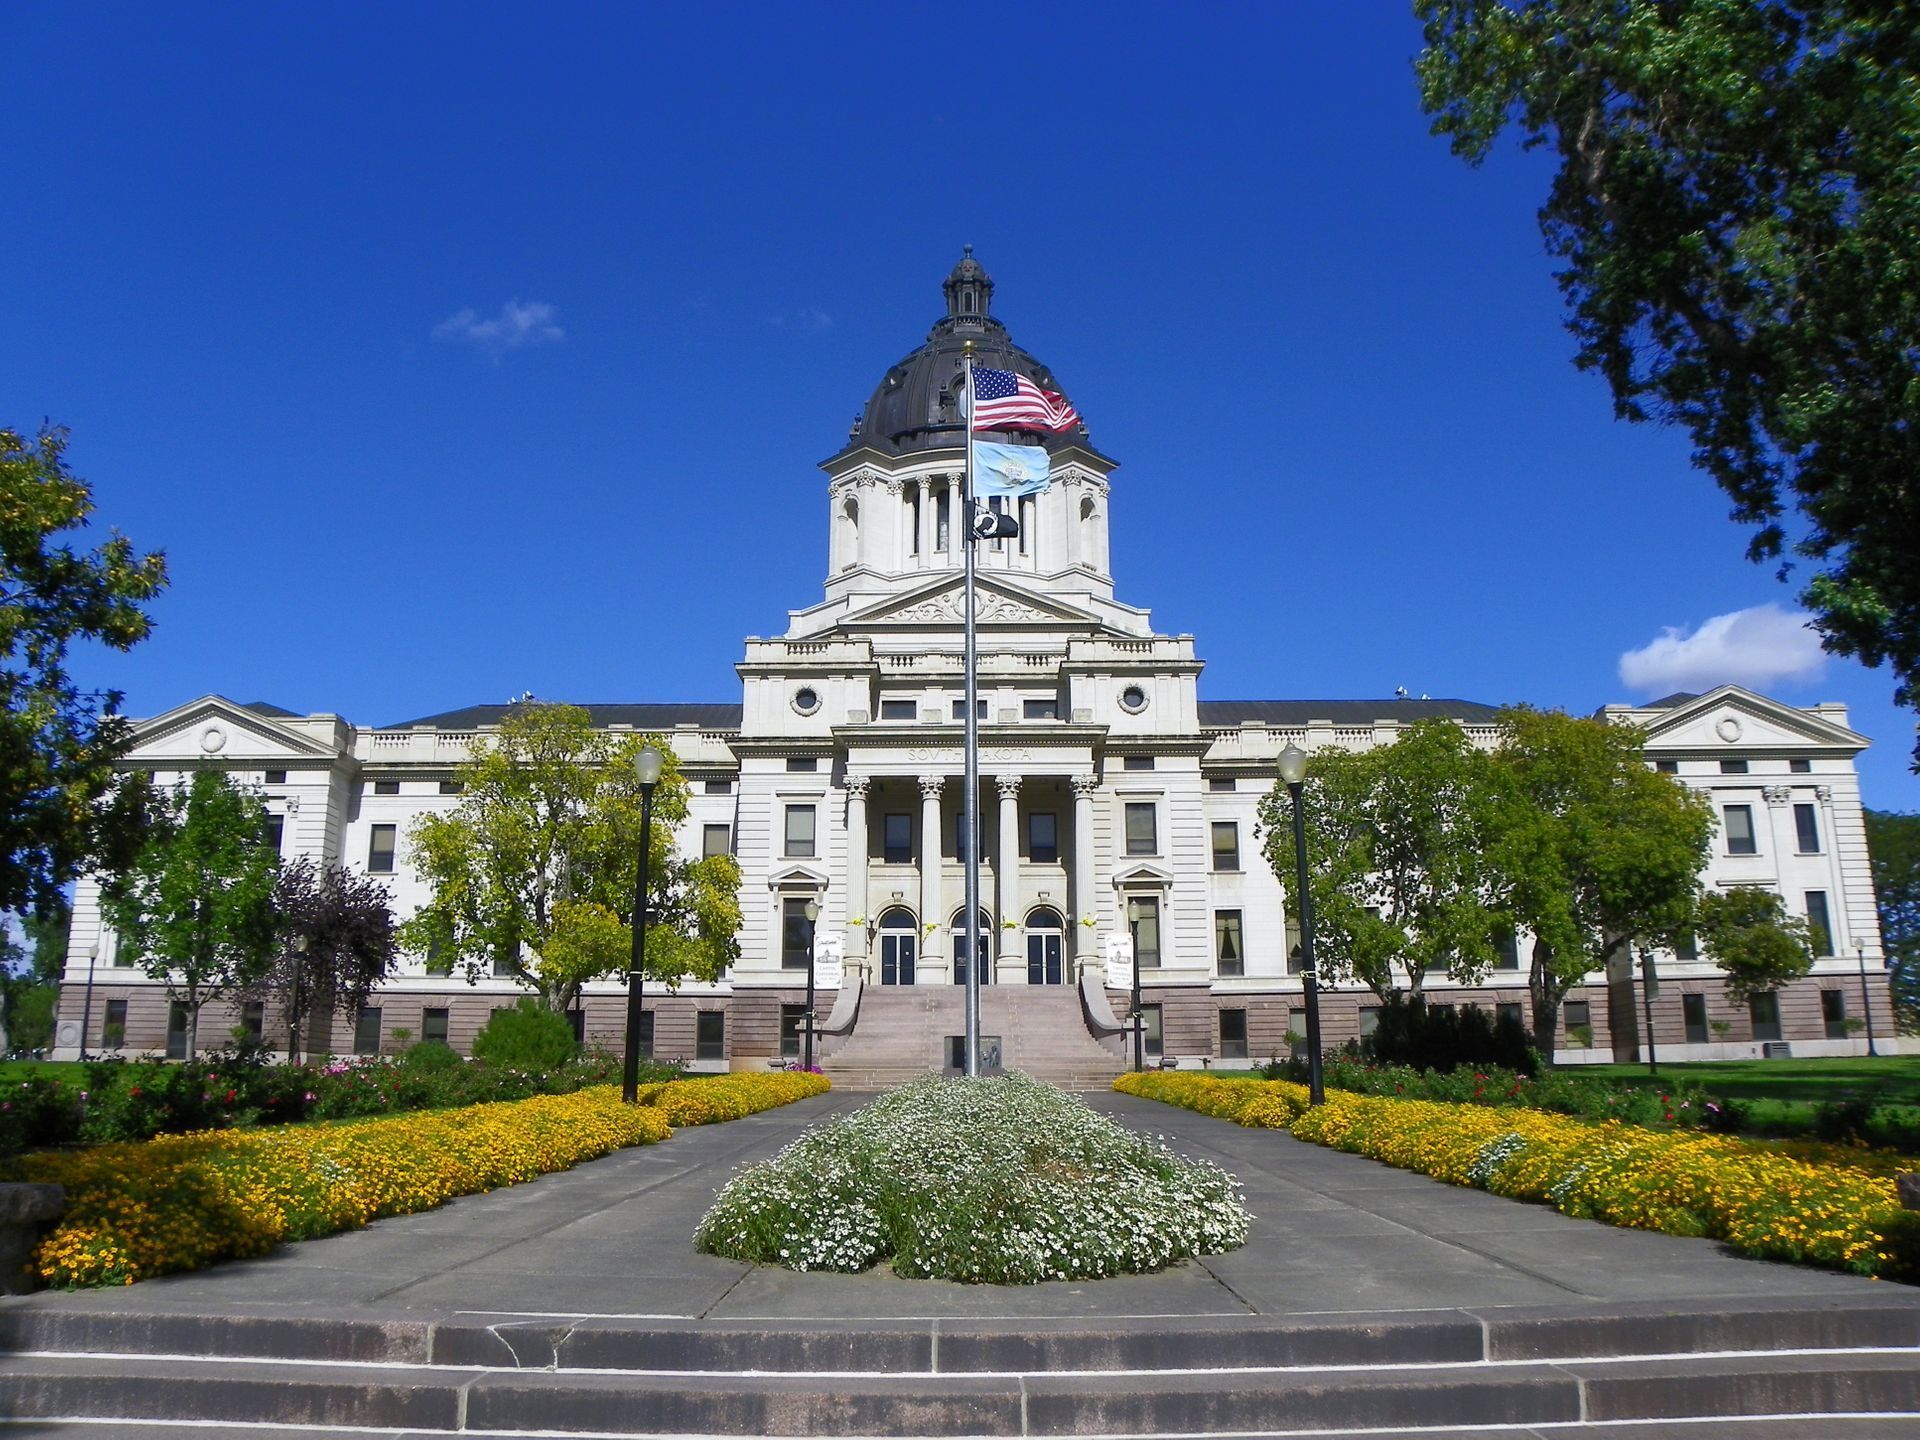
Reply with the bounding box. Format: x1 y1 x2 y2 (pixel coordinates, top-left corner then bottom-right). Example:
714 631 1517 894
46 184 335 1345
353 1006 383 1056
1497 1001 1524 1033
1683 992 1708 1044
635 1010 654 1058
1494 930 1521 970
1211 821 1239 871
265 814 284 855
1122 755 1154 771
491 952 519 978
1795 803 1822 854
1215 909 1244 976
422 1008 450 1046
264 769 287 785
782 897 814 970
702 823 732 858
1219 1009 1248 1060
1674 931 1699 961
1124 802 1157 856
784 804 815 858
1141 1004 1163 1058
1805 890 1833 955
1563 1000 1592 1031
1358 1006 1381 1039
1286 1008 1308 1056
1284 916 1302 971
101 998 128 1049
696 1011 725 1060
704 779 734 794
1023 698 1059 720
1790 758 1812 774
1655 759 1679 774
1130 897 1161 969
883 813 913 864
1027 811 1058 864
1822 989 1849 1039
950 698 989 720
374 779 401 795
166 1001 189 1060
1208 777 1236 792
368 824 396 873
240 1000 264 1040
880 699 917 720
780 1003 807 1059
1719 759 1748 775
954 811 971 862
439 779 464 795
786 756 818 772
1723 805 1758 856
1749 992 1782 1042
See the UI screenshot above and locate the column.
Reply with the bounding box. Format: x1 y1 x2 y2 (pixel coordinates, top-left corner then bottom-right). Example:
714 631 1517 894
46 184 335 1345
845 776 870 977
996 774 1022 977
919 775 944 940
1071 774 1099 973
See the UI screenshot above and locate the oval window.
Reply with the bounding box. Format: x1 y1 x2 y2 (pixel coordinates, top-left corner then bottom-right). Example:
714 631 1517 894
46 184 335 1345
793 687 821 716
1119 685 1148 714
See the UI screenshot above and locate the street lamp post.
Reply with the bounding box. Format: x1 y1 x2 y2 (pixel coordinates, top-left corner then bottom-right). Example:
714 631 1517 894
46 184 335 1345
1277 743 1325 1106
803 898 821 1073
78 941 100 1062
1126 898 1144 1072
1858 945 1879 1057
622 745 664 1105
1639 945 1660 1076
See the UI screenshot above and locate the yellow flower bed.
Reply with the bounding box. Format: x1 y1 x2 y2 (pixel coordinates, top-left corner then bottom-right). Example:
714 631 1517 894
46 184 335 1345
1115 1072 1919 1279
648 1071 830 1126
11 1086 668 1288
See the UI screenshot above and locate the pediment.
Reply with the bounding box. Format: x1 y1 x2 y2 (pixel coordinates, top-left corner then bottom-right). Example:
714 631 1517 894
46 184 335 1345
1637 685 1866 753
767 863 832 891
128 695 336 764
837 576 1102 631
1111 861 1176 887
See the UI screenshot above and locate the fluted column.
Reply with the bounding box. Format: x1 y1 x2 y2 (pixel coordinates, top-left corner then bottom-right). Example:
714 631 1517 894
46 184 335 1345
995 774 1022 929
919 775 944 943
845 775 870 977
1071 774 1099 973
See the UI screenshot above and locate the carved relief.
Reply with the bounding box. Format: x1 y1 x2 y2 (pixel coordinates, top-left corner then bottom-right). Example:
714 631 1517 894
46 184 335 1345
1763 786 1791 805
886 589 1059 625
1816 785 1833 802
1715 715 1743 742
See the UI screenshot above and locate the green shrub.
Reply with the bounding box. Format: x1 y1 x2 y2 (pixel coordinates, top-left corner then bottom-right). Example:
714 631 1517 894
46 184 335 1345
1360 993 1537 1076
398 1040 463 1074
470 998 578 1073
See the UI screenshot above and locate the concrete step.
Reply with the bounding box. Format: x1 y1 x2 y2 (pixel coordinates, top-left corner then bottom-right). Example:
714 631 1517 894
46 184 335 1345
4 1347 1918 1436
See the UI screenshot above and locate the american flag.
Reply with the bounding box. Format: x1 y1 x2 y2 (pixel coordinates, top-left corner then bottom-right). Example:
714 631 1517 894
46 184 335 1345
970 366 1081 433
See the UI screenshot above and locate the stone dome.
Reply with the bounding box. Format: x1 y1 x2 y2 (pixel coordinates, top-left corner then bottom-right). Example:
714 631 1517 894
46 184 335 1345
835 249 1093 459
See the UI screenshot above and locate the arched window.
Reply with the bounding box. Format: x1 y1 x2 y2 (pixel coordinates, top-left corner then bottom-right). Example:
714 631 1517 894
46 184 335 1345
840 496 859 566
1026 907 1065 985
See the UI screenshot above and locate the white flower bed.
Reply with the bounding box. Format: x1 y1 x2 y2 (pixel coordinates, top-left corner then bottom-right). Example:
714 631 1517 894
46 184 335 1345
694 1073 1249 1283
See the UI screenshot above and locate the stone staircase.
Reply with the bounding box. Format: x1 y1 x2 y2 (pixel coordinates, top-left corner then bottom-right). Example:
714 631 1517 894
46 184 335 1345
822 983 1124 1091
1 1298 1917 1436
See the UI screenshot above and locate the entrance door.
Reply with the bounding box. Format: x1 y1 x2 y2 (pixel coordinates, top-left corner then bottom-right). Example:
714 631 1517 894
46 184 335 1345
1026 907 1065 985
878 906 916 985
951 907 992 985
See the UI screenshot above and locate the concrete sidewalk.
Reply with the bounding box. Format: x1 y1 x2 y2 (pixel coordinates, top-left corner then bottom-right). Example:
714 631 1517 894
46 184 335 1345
9 1086 1911 1325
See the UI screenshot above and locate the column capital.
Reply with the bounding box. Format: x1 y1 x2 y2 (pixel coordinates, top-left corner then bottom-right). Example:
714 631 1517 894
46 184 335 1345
995 773 1022 799
1071 774 1101 798
1762 785 1792 806
919 774 946 800
845 775 871 800
1816 785 1833 802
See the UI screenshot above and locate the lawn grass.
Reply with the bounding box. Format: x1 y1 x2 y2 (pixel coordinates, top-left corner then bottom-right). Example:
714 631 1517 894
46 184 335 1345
1577 1055 1920 1107
0 1060 88 1085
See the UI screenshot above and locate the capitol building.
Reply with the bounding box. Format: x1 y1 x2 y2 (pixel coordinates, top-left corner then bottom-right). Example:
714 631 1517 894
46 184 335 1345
54 254 1893 1076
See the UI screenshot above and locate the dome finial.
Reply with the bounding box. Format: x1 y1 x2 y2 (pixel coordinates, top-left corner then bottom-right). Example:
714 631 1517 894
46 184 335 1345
943 247 993 321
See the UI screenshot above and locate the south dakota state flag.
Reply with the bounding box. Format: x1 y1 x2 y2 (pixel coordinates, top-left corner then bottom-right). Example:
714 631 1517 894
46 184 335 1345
971 441 1051 498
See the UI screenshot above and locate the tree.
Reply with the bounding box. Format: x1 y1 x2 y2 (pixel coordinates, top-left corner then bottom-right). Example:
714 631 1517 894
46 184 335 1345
101 771 279 1058
0 895 72 1055
1864 809 1920 1031
398 702 742 1013
1693 885 1815 1003
1417 3 1920 766
246 857 398 1062
1258 721 1504 999
1 426 169 915
1486 707 1715 1054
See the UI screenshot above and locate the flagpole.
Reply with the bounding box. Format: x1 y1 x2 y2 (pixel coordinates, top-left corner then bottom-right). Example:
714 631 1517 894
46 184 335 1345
961 342 983 1079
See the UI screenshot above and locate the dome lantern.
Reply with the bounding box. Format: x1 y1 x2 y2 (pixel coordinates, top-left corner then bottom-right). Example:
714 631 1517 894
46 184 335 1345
942 245 993 324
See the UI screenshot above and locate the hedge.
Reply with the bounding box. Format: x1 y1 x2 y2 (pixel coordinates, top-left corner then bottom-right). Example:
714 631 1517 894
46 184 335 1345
10 1071 829 1289
1115 1072 1920 1280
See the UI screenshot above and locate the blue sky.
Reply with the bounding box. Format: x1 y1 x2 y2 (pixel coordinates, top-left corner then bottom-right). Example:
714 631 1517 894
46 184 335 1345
4 2 1915 810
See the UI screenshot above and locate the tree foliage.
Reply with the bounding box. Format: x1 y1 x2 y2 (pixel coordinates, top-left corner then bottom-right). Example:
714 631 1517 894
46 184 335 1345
1417 2 1920 765
398 702 742 1012
0 895 71 1055
1486 707 1715 1052
0 426 168 915
100 771 278 1058
245 856 398 1062
1864 808 1920 1031
1693 885 1816 1002
1259 720 1504 998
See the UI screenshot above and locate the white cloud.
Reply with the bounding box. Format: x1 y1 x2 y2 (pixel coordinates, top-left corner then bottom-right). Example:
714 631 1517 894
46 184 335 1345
1618 604 1828 695
433 300 564 354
